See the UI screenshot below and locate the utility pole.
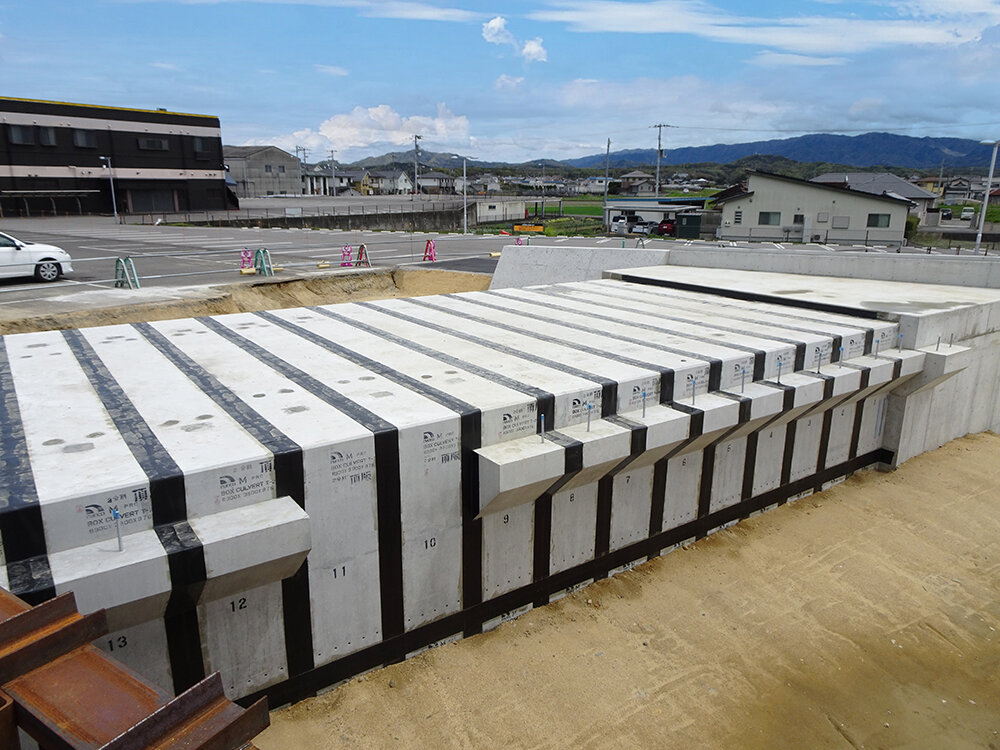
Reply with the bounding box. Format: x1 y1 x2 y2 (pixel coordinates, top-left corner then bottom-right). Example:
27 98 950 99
974 139 998 254
413 134 423 199
295 145 308 195
329 149 336 197
603 138 611 229
651 123 671 198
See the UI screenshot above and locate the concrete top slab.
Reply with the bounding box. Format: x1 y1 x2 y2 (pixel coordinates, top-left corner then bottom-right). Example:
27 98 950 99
607 266 1000 318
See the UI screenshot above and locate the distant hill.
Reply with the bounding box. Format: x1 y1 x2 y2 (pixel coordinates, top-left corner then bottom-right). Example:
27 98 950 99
562 133 994 170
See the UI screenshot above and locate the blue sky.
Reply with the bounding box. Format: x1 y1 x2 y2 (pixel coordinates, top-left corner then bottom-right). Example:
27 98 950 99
3 1 1000 163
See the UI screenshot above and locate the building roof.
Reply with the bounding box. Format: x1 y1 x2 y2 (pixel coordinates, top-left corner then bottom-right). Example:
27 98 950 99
419 171 454 179
715 171 913 207
620 170 654 179
223 145 295 158
811 172 937 201
0 95 217 120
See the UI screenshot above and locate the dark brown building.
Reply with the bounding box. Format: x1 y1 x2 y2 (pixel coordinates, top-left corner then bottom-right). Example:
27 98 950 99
0 96 235 217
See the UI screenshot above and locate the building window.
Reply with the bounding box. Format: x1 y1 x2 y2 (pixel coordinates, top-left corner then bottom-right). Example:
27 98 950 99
733 210 743 225
866 213 891 228
38 127 57 146
265 165 273 173
817 212 829 223
488 204 497 210
73 129 97 148
793 214 804 224
278 165 286 174
138 137 169 151
832 216 850 229
758 211 781 225
7 125 34 145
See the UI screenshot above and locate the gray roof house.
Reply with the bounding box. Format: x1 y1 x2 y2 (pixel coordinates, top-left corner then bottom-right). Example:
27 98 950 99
715 171 913 247
811 173 937 221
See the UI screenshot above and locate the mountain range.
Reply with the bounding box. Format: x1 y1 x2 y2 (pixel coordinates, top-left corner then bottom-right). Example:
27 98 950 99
346 132 995 172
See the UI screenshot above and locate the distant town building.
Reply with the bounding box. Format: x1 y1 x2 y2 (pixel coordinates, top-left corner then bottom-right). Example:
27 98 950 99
1 96 231 216
223 145 301 198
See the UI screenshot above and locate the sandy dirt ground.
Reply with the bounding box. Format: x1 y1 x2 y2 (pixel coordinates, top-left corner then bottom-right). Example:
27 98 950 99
0 268 490 335
256 432 1000 750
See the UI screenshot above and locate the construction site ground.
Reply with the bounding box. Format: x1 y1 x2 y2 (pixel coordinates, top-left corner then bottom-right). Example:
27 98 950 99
256 432 1000 750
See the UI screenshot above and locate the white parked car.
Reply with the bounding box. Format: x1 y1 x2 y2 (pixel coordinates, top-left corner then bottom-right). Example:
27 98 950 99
0 232 73 282
960 207 976 221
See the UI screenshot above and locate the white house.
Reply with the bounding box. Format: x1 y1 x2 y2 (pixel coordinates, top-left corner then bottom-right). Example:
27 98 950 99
714 172 912 247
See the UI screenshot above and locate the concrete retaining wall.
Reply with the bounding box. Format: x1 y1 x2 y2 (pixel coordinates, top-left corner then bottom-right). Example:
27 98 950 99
490 245 671 289
5 275 997 710
490 242 1000 290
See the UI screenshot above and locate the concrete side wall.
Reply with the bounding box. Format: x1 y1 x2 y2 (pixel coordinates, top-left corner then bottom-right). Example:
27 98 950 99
667 248 1000 289
490 245 671 289
492 244 1000 291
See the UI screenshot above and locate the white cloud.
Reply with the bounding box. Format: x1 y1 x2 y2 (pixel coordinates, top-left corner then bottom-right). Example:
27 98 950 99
117 0 480 21
362 2 480 22
483 15 548 62
483 16 517 47
150 62 182 71
495 74 525 90
529 1 987 55
315 64 349 76
521 38 548 62
254 103 470 159
751 51 847 67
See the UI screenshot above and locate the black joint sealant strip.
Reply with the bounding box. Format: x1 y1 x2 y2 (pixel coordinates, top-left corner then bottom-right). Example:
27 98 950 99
849 400 867 459
485 288 774 387
133 322 315 678
235 447 896 711
611 273 883 320
156 521 208 693
254 310 488 627
648 459 668 537
443 292 736 403
355 301 620 418
406 297 676 419
61 328 209 692
532 495 553 607
0 339 48 583
550 282 878 360
197 316 408 645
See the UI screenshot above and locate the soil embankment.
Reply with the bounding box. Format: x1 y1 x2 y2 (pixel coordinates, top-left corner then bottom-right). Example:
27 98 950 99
0 268 490 335
257 433 1000 750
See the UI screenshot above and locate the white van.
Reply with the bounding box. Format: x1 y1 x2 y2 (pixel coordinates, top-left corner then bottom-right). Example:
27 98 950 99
961 207 976 221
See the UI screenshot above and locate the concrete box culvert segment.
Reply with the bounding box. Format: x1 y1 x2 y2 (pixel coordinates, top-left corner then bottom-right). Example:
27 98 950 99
2 270 998 710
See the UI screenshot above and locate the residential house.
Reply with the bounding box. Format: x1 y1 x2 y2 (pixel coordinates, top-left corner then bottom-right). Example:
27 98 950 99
715 171 912 247
417 171 455 194
370 170 412 195
302 162 334 195
224 145 301 198
335 168 373 195
811 172 937 221
619 170 655 195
